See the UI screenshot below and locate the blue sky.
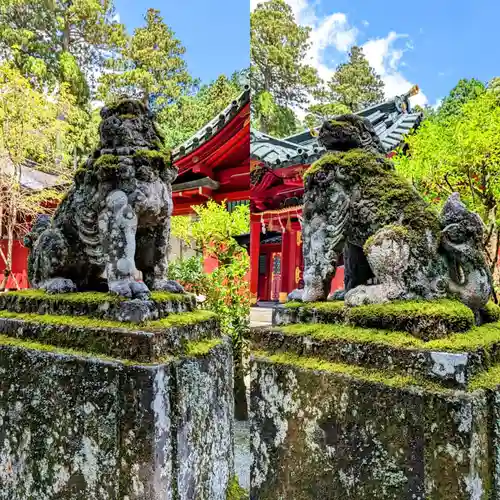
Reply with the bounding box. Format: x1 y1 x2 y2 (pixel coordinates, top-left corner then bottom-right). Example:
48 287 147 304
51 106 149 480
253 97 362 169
113 0 249 85
252 0 498 108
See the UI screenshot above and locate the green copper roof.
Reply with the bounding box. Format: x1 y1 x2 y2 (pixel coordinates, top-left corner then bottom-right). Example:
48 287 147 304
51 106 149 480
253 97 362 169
251 91 423 168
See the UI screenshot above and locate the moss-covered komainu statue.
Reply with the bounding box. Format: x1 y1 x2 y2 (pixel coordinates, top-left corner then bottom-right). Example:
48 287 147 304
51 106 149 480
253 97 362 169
24 100 184 299
289 115 492 316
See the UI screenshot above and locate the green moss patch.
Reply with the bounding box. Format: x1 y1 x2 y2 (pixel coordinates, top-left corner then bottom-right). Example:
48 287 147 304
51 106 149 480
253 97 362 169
94 154 119 169
255 350 448 393
3 289 191 305
0 334 138 366
185 338 222 357
226 476 248 500
134 149 171 169
469 363 500 390
426 322 500 352
281 323 423 349
0 309 216 332
481 300 500 323
346 299 474 339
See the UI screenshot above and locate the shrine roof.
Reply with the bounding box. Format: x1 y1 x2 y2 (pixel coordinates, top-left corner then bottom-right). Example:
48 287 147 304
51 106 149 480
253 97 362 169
0 157 68 191
172 85 250 163
251 88 423 169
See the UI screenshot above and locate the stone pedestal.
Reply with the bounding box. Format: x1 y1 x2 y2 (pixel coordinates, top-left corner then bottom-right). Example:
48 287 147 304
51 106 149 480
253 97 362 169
250 301 500 499
0 291 234 500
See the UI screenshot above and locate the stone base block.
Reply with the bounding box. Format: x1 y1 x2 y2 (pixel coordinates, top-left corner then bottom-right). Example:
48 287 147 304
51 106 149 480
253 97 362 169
0 335 234 499
0 290 196 323
250 353 491 500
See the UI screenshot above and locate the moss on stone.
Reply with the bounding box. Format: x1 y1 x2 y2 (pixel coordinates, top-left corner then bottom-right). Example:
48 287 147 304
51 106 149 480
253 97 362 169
0 309 216 331
303 152 338 179
134 149 171 169
226 476 247 500
347 299 474 338
94 154 119 169
254 349 448 392
119 113 137 120
0 333 138 365
426 322 500 352
468 363 500 390
5 289 190 305
281 323 423 349
283 301 303 309
185 338 222 357
364 224 409 254
481 300 500 323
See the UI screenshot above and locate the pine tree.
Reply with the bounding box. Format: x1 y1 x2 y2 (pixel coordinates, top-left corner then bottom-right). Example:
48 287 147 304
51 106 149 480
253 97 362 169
98 8 191 111
250 0 319 134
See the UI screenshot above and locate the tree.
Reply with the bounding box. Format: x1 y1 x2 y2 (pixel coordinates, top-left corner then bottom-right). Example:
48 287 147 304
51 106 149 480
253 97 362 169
158 73 244 149
250 0 319 134
311 46 384 121
98 8 191 110
0 64 69 288
435 78 485 121
394 85 500 281
0 0 126 103
251 90 302 137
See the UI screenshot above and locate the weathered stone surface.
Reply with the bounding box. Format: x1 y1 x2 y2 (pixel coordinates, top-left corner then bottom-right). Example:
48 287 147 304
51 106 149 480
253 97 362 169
24 99 184 300
0 313 219 362
273 299 475 340
288 115 492 318
0 337 234 499
249 326 485 389
0 290 196 323
250 355 491 499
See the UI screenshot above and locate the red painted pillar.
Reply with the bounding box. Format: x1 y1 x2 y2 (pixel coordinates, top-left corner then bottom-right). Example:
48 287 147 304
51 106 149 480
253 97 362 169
279 229 292 303
250 220 260 304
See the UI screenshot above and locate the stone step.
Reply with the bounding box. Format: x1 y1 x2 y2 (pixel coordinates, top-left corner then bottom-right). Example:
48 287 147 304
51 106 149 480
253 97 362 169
0 290 197 323
0 309 219 362
273 298 491 340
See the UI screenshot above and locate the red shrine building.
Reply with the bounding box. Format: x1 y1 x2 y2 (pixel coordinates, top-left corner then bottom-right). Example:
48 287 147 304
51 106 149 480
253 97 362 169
250 86 422 303
171 85 250 216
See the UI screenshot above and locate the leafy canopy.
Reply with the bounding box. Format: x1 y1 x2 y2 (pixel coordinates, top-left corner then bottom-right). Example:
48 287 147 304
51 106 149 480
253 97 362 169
307 45 384 127
394 83 500 273
0 0 126 102
98 8 191 110
250 0 319 134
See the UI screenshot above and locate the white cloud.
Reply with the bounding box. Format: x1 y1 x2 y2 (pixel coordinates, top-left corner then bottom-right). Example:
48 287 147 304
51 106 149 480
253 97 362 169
307 13 358 81
362 32 428 107
251 0 428 110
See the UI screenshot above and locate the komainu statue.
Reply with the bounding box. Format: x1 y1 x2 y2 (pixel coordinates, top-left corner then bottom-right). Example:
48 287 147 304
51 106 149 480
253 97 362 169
290 115 492 315
24 100 184 299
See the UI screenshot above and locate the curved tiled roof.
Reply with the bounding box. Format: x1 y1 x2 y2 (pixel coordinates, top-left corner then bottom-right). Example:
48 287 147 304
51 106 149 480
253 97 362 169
172 85 250 162
251 90 423 169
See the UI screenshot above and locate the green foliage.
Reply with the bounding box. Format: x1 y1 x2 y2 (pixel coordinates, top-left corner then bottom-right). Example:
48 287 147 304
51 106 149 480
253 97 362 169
98 8 191 110
435 78 485 121
0 0 126 101
309 46 384 122
170 201 250 341
250 0 319 134
251 90 301 138
158 73 244 149
394 84 500 275
167 256 206 296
